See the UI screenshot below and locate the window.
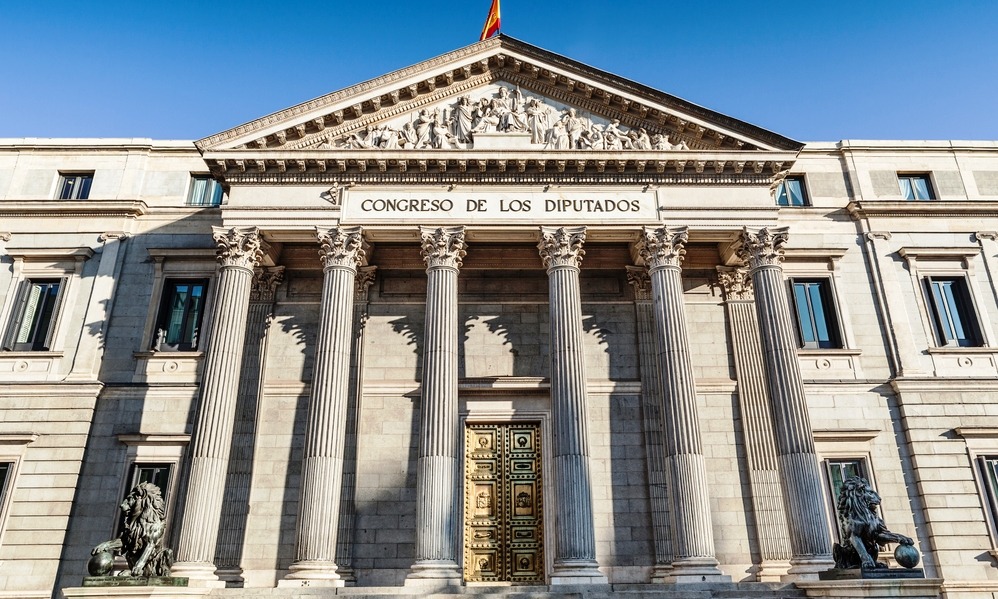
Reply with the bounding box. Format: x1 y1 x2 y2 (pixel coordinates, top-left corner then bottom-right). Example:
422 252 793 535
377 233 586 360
0 463 11 505
826 458 867 503
187 175 224 207
898 174 935 200
153 279 208 351
790 278 842 349
114 462 174 538
3 278 64 351
775 175 809 207
979 456 998 526
924 276 982 347
57 172 93 200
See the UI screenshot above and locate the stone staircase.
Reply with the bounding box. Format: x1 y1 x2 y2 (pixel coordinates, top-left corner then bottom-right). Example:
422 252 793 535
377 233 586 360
209 583 808 598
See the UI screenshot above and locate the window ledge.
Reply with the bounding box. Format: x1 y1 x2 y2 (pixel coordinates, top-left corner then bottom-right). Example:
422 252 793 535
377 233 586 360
132 351 204 383
813 428 881 442
797 348 862 356
0 351 64 358
955 427 998 439
926 346 996 355
133 351 204 359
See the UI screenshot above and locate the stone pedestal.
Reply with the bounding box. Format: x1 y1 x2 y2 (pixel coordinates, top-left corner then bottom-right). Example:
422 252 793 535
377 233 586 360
738 227 834 579
797 578 943 599
538 226 607 585
639 227 728 583
406 226 466 586
171 227 263 586
282 227 366 586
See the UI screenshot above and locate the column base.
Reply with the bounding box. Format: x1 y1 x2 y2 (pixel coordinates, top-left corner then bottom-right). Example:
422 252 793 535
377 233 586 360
404 560 463 587
650 563 673 583
549 559 608 585
751 559 791 582
669 557 731 583
167 562 225 588
278 560 345 587
783 555 836 582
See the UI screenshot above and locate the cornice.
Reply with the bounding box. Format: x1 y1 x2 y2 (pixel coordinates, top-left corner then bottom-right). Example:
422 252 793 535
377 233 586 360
0 200 148 218
848 200 998 219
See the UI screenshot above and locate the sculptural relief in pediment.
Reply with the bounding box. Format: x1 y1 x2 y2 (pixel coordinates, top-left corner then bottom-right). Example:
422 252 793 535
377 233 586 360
311 83 689 152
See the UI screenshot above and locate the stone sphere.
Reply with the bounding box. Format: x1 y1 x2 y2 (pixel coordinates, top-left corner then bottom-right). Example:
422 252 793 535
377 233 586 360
87 550 114 576
894 543 920 569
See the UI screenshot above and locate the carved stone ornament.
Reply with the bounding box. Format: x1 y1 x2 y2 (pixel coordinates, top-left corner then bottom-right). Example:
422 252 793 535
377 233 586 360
251 266 286 302
716 266 753 301
355 265 378 300
322 85 690 153
737 226 789 269
212 226 264 269
420 226 467 270
638 226 688 270
538 226 586 269
625 265 652 301
0 232 10 242
831 476 916 571
317 225 366 270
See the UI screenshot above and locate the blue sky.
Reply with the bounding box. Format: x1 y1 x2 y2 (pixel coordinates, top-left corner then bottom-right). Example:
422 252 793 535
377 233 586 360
2 0 996 142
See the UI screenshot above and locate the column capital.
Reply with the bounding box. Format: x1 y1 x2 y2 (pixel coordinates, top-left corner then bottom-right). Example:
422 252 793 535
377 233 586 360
716 266 754 301
317 226 366 271
212 226 264 269
737 226 789 269
625 265 652 301
251 266 286 303
538 226 586 270
355 266 378 301
420 226 466 270
639 226 688 271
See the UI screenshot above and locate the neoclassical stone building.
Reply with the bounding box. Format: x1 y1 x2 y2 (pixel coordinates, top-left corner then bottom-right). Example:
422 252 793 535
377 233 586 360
0 36 997 598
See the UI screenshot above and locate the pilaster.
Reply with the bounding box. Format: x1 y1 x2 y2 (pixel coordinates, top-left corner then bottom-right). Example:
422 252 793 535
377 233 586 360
639 226 726 582
173 226 263 586
283 226 366 586
406 226 466 586
737 227 833 579
538 226 607 585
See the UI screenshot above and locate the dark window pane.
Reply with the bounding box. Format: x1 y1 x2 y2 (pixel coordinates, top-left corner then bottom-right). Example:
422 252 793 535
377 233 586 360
791 279 841 349
155 279 208 351
776 176 808 207
926 276 980 347
11 279 61 351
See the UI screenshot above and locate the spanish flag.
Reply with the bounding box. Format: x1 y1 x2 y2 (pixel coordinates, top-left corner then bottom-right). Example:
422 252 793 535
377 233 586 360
479 0 500 40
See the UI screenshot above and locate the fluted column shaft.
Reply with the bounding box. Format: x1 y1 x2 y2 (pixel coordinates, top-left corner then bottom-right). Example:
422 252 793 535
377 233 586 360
717 267 791 581
539 227 606 584
407 226 465 584
738 227 833 576
173 227 263 583
640 227 725 582
284 227 365 585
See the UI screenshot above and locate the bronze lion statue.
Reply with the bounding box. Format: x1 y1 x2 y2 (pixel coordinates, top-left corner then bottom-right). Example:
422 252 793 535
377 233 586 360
832 476 914 569
91 482 174 577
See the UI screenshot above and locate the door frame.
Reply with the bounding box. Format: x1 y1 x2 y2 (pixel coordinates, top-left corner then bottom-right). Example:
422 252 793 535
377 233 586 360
460 397 553 585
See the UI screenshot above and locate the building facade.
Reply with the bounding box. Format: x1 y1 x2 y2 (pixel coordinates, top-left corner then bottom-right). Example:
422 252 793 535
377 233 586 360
0 36 997 598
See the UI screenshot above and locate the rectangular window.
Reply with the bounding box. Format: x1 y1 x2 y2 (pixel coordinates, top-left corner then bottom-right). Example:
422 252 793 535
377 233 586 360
187 176 224 207
115 462 172 537
826 458 866 503
979 456 998 530
57 173 94 200
925 276 982 347
3 278 64 351
153 279 208 351
898 174 935 200
791 279 842 349
775 175 809 207
0 463 10 505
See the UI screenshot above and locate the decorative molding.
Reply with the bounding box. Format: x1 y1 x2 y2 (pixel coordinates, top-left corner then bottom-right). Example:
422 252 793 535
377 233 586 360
0 232 10 243
355 265 378 300
420 226 467 269
4 248 94 262
251 266 286 302
811 428 880 442
848 200 998 220
117 433 192 446
737 226 789 269
638 225 688 270
0 200 148 219
866 231 892 242
716 266 753 301
538 226 586 269
212 226 263 269
975 231 998 242
316 226 366 270
98 231 129 242
624 265 651 300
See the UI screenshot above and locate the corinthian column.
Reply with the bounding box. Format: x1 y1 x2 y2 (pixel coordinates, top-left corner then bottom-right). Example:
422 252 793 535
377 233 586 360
639 226 727 582
282 226 365 586
737 227 833 578
173 226 263 585
538 226 607 585
406 226 466 585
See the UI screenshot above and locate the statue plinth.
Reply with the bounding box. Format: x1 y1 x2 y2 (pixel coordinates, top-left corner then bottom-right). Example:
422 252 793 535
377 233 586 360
818 568 925 580
82 576 189 587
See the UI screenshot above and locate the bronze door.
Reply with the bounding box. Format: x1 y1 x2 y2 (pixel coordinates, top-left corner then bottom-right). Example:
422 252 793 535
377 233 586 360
464 422 544 583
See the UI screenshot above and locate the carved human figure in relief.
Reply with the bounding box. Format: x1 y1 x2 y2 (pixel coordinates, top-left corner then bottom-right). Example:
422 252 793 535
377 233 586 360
525 98 551 144
452 95 475 143
604 119 632 150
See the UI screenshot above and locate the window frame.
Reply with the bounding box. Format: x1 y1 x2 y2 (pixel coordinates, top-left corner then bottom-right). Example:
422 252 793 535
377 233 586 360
152 278 210 352
897 173 936 201
788 277 844 350
775 174 810 207
139 249 218 356
923 275 984 347
821 456 872 543
115 434 189 543
2 277 67 351
186 174 225 207
56 172 95 200
956 428 998 557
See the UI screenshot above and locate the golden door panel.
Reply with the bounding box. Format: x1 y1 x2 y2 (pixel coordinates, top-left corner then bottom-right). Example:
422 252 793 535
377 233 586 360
464 422 543 583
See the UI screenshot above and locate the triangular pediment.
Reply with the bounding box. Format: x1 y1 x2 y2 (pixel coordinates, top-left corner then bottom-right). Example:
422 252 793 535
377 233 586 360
197 36 802 157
